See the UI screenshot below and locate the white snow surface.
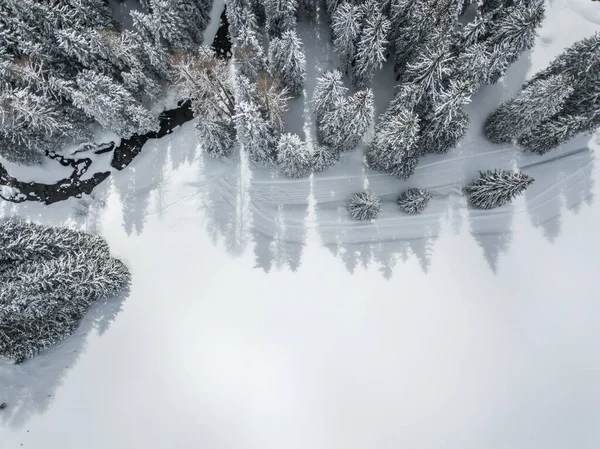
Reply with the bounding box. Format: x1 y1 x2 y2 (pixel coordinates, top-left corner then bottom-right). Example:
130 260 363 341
1 1 600 448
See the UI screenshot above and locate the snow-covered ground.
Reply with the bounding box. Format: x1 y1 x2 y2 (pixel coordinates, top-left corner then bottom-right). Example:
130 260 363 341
1 0 600 448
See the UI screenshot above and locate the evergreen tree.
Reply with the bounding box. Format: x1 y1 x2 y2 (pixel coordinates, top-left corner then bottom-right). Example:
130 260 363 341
276 133 312 178
130 0 211 51
319 97 349 150
264 0 298 37
484 74 573 144
366 106 421 179
466 170 533 210
342 89 374 149
234 101 278 166
397 188 432 214
418 79 473 154
0 219 130 363
516 114 594 155
353 8 390 87
331 2 362 74
269 30 306 96
347 190 381 220
195 119 236 160
311 69 347 127
313 144 340 172
72 70 160 138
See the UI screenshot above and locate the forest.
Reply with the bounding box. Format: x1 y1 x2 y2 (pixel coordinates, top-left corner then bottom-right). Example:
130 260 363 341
0 0 599 360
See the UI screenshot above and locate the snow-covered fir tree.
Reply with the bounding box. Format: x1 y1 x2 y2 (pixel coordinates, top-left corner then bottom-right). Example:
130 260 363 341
347 190 381 221
331 2 362 74
352 7 390 87
234 101 278 166
514 33 600 154
342 89 374 149
418 79 473 154
319 97 349 150
313 144 340 172
0 219 130 363
72 70 160 138
264 0 298 37
484 74 574 144
131 0 211 51
311 69 347 127
276 133 312 178
397 188 432 214
366 106 421 179
466 170 534 210
269 30 306 96
195 119 236 160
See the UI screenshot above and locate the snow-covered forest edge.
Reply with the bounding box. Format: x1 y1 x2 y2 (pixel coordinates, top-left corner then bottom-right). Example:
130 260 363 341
1 0 599 276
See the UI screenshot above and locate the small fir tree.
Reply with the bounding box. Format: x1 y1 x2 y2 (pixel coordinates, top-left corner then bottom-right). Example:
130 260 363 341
347 191 381 221
311 69 347 126
466 170 534 210
195 119 236 160
398 188 432 214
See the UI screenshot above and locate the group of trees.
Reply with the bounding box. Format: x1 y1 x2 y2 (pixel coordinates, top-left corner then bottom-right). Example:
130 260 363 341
0 219 130 363
0 0 212 165
485 32 600 154
348 169 533 221
359 0 546 180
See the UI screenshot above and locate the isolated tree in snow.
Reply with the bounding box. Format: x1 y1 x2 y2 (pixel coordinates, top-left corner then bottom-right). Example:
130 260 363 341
366 106 421 180
347 190 381 221
484 74 573 144
277 133 312 178
398 188 432 214
352 9 390 87
466 170 534 210
313 145 340 172
342 89 374 149
269 30 306 96
331 2 361 74
0 219 130 363
264 0 298 37
311 69 347 126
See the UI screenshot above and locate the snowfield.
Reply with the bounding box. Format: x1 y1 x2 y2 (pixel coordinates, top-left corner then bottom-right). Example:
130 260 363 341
1 0 600 448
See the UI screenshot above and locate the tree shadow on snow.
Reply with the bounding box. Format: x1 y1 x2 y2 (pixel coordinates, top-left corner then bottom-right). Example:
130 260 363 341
0 289 128 429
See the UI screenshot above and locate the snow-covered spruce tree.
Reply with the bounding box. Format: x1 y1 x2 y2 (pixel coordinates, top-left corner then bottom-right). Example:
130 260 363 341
0 219 130 363
227 0 260 43
484 0 545 83
466 170 534 210
342 89 374 149
311 69 348 127
269 30 306 96
331 2 362 75
347 190 381 221
195 119 236 160
514 33 600 154
264 0 298 37
234 101 278 166
418 79 474 154
130 0 211 51
313 144 340 172
397 188 432 214
276 133 312 178
484 74 573 144
366 97 421 179
352 7 390 88
319 97 349 150
72 70 160 138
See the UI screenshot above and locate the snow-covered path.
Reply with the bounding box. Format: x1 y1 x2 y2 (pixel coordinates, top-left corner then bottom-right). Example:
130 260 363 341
1 0 600 448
